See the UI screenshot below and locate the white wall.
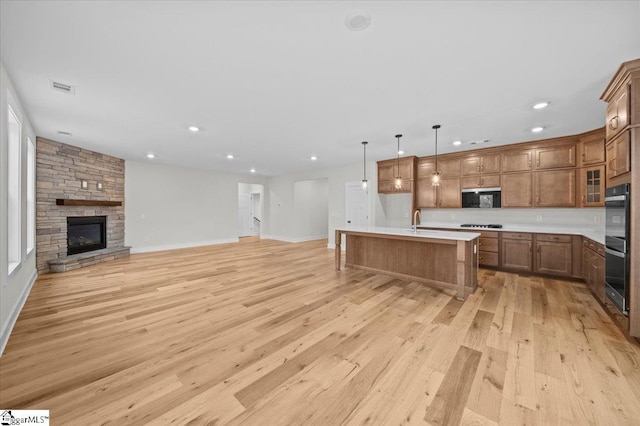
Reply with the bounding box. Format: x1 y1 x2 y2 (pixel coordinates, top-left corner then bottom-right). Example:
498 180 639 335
125 161 267 252
293 179 329 241
1 63 38 354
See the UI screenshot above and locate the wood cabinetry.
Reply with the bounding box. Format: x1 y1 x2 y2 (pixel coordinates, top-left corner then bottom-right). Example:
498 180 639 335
461 154 500 176
578 129 606 166
478 231 499 267
605 86 629 141
534 169 576 207
606 131 631 181
377 157 416 194
534 234 572 277
501 150 532 173
460 175 500 189
582 238 605 302
502 173 532 207
579 165 605 207
534 145 576 170
501 232 533 272
416 178 460 208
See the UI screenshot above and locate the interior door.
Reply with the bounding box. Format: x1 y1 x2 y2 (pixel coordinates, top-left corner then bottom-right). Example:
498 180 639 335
345 182 369 227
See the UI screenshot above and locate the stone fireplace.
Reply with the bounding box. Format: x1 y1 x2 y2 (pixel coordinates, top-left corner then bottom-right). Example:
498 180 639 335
36 138 130 273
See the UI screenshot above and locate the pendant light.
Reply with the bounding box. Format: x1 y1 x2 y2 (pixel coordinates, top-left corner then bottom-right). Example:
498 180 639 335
394 134 403 190
432 125 441 186
361 141 368 191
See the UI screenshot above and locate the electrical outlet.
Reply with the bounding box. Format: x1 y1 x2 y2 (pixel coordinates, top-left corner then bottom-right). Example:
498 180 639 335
535 215 542 222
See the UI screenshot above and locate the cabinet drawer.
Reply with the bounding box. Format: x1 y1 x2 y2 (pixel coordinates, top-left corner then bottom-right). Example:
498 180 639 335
479 237 499 252
536 234 572 243
596 244 605 257
502 232 532 240
479 251 499 267
479 231 499 239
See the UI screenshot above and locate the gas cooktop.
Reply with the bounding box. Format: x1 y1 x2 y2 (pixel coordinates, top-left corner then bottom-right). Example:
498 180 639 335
460 224 503 229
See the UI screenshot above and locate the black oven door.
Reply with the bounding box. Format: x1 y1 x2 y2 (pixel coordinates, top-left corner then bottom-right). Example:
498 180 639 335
605 247 628 314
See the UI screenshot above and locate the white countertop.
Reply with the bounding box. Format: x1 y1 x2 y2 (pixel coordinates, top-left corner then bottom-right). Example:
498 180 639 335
336 226 481 242
417 222 605 245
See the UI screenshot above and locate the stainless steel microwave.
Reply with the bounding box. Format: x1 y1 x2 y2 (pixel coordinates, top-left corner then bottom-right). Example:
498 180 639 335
461 188 502 208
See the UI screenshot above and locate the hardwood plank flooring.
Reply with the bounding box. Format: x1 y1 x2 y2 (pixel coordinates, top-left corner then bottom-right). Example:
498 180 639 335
1 237 639 425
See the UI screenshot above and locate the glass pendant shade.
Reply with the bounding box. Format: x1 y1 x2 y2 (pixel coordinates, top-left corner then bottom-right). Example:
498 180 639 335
362 179 368 190
432 124 441 187
394 177 402 189
361 141 368 192
432 171 440 186
394 134 402 190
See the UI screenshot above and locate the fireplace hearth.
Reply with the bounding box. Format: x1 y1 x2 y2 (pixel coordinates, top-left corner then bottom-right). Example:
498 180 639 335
67 216 107 255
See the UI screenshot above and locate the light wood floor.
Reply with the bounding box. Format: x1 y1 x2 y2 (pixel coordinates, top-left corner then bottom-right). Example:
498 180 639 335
1 238 640 425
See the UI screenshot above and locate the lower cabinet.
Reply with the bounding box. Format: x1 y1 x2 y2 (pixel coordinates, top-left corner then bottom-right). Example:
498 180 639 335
478 231 499 267
500 233 533 271
582 238 605 302
500 232 573 276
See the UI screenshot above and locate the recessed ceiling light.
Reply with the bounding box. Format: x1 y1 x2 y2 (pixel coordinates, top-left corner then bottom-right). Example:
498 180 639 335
452 140 462 146
250 168 256 173
310 156 318 161
397 150 404 155
533 102 549 110
531 126 544 133
227 154 234 159
345 10 372 31
146 153 155 159
188 126 199 132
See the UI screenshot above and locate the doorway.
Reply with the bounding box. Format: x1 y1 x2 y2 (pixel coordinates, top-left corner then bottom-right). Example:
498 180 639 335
238 183 264 238
345 181 369 227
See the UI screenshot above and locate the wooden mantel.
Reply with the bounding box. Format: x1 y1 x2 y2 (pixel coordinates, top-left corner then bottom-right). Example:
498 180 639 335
56 199 122 207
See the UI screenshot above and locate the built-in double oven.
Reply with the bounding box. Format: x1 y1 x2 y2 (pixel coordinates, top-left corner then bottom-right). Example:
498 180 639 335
605 183 630 314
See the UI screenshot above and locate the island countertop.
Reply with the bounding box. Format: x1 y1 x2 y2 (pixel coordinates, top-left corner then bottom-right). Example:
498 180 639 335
334 226 481 242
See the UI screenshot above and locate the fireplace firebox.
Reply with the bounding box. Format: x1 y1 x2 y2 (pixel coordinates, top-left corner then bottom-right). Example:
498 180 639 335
67 216 107 255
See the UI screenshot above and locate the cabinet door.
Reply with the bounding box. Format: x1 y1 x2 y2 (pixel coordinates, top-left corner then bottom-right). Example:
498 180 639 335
582 246 591 285
606 88 629 141
378 179 412 194
417 159 435 179
416 179 437 208
480 154 501 174
378 163 396 181
437 158 461 178
501 239 532 271
502 173 532 207
534 169 576 207
592 253 605 303
438 178 461 208
461 157 481 176
534 145 576 170
535 241 572 276
461 174 500 189
580 136 605 166
606 131 630 180
501 150 532 173
579 166 604 207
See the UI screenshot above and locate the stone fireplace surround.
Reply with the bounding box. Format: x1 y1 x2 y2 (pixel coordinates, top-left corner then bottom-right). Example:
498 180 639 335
36 138 129 273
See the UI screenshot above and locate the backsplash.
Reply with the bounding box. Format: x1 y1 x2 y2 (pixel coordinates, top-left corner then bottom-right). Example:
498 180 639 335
419 208 605 227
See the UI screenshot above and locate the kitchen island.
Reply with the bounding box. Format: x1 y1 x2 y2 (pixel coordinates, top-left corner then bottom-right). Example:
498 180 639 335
335 227 480 300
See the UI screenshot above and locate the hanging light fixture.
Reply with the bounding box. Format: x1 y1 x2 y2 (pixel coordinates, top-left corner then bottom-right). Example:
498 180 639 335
432 124 441 186
361 141 368 191
394 134 403 190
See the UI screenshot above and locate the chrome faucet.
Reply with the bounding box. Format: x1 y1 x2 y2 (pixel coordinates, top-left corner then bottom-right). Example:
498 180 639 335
412 209 422 233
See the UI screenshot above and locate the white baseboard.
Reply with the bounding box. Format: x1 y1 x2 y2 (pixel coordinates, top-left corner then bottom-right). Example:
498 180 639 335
130 238 240 254
262 234 328 243
0 270 37 357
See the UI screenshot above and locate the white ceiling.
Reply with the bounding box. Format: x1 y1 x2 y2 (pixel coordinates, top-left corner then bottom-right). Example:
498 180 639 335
1 1 639 177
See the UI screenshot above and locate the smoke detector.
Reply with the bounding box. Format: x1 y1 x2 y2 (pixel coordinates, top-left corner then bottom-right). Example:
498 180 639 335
345 10 372 31
50 80 75 95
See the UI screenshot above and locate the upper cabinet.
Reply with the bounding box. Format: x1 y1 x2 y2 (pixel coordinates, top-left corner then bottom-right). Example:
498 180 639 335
461 154 500 176
578 129 606 166
501 149 532 173
606 131 631 181
416 177 460 208
534 144 576 170
605 87 629 141
377 157 416 194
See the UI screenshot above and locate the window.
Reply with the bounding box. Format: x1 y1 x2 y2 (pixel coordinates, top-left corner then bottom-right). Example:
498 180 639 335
27 137 35 254
7 104 22 274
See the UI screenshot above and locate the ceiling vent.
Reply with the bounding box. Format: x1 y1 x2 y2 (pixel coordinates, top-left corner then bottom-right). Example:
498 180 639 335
469 139 490 145
50 80 75 95
57 130 73 137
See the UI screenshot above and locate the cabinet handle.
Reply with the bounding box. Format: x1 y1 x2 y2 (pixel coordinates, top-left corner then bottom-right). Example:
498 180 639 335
529 243 532 253
537 244 540 254
481 164 484 172
609 116 619 130
477 165 481 172
480 177 484 186
536 196 540 205
536 158 540 167
528 154 532 169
